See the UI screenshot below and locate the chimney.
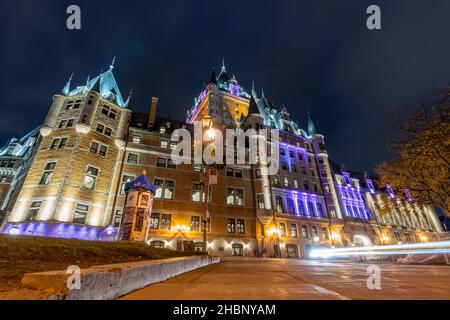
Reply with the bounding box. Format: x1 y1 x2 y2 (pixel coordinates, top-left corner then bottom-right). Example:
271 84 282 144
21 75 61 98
148 97 159 129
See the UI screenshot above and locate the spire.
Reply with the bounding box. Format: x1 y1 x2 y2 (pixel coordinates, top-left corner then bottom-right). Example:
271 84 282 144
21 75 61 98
261 86 265 99
110 56 116 70
246 95 260 118
86 74 91 85
62 73 74 95
222 57 226 73
209 68 217 84
251 79 258 98
307 110 320 136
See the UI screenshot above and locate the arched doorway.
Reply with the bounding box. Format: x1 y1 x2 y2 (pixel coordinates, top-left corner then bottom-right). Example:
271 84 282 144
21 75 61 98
353 235 373 247
232 243 244 256
286 244 299 258
149 240 165 249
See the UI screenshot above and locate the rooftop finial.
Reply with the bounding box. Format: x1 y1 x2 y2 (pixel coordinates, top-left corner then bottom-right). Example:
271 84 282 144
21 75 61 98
62 73 74 95
261 86 265 99
251 79 258 98
110 56 116 70
222 57 226 72
86 74 91 85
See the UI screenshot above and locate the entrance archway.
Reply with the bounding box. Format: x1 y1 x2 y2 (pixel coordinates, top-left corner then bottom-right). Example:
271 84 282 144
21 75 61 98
232 243 244 256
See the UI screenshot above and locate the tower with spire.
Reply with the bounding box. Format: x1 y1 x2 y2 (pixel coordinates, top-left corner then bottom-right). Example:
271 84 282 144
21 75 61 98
8 58 133 236
186 59 251 128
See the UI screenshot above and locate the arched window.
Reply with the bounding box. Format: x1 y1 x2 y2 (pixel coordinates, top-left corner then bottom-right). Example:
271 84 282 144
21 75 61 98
150 240 165 249
308 200 317 217
316 202 326 218
297 199 306 216
286 197 296 214
275 196 284 213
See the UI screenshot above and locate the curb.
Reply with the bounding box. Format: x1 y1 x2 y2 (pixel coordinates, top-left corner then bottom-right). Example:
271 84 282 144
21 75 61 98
2 255 220 300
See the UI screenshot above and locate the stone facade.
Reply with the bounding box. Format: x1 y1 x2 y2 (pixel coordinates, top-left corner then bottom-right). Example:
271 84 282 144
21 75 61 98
0 61 444 258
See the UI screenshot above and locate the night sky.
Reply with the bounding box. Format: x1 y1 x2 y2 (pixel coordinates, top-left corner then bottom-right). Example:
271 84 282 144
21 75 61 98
1 0 450 173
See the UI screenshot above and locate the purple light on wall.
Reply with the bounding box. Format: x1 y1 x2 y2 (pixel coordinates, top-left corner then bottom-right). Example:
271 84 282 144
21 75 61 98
386 184 395 199
404 189 413 202
2 222 117 242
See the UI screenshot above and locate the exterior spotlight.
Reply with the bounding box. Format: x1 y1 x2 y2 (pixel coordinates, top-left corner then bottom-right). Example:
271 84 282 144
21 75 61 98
9 228 20 236
313 236 320 242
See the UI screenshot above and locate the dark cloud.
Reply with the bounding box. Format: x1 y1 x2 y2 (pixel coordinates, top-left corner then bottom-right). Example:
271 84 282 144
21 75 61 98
1 0 449 171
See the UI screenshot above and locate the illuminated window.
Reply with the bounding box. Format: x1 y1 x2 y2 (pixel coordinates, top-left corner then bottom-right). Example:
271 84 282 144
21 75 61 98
257 194 265 209
150 213 160 229
73 204 89 224
193 165 203 173
302 225 309 238
160 139 169 149
154 179 175 200
293 179 299 188
192 183 206 202
283 176 290 187
291 224 299 238
132 135 141 144
311 226 319 238
279 223 286 237
120 175 134 195
39 162 56 185
83 166 99 190
227 218 236 233
161 214 171 230
237 219 245 234
26 202 42 221
190 216 200 232
275 196 284 213
226 188 244 206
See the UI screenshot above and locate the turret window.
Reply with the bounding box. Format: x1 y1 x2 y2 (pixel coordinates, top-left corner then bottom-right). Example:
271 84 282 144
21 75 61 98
73 204 89 224
83 166 99 190
51 138 67 149
39 162 56 185
101 105 117 119
26 202 42 221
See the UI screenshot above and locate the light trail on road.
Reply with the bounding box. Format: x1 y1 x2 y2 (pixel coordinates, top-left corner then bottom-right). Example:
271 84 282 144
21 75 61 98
309 241 450 258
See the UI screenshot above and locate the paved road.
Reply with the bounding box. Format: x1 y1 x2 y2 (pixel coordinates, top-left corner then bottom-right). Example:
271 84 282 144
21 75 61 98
121 257 450 300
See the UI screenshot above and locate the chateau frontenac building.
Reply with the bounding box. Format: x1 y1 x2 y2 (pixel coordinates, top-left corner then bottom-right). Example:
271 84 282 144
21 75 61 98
0 60 444 258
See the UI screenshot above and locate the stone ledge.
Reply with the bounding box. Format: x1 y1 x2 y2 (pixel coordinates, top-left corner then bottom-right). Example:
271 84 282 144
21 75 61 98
2 255 220 300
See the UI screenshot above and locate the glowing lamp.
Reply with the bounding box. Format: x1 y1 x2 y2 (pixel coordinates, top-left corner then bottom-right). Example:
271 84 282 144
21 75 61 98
313 236 320 242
